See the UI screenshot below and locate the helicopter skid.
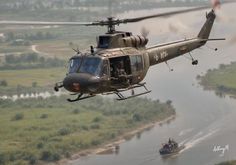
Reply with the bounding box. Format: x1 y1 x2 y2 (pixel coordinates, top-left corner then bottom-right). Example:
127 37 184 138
115 83 151 100
67 93 96 102
116 90 151 100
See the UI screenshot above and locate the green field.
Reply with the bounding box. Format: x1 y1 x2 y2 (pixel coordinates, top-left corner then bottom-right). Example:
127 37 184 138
0 26 100 59
0 67 66 95
0 67 65 87
216 160 236 165
0 96 175 165
198 62 236 97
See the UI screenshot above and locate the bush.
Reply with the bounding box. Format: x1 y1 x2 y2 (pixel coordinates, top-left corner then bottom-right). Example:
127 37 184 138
25 154 37 165
80 125 89 131
90 124 100 129
37 142 44 149
0 153 6 165
64 151 71 158
12 113 24 121
40 150 51 161
72 109 80 114
32 82 37 88
132 113 142 122
40 150 60 162
40 114 48 119
51 152 60 161
93 116 102 122
58 128 71 136
166 100 172 106
0 80 8 87
91 139 101 146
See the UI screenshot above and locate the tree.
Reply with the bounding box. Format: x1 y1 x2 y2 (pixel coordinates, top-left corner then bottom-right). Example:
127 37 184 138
5 54 16 63
0 153 6 165
26 53 38 62
6 31 15 41
132 113 142 122
12 113 24 121
0 80 8 87
32 82 37 88
166 100 172 106
36 31 43 40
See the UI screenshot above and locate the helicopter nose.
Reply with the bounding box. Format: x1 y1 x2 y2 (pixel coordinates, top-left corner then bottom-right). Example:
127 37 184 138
63 73 99 93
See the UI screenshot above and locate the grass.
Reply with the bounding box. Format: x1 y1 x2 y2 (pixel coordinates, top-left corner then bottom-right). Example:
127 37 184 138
0 96 175 164
0 44 30 54
34 38 95 59
0 26 102 60
216 160 236 165
0 67 65 88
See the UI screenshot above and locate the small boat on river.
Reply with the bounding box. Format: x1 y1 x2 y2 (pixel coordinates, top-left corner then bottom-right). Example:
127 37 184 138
159 138 185 157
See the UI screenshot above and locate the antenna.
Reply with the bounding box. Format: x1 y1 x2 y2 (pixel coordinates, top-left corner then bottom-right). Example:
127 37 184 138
90 45 94 54
206 44 218 51
72 47 81 54
165 61 174 72
69 42 81 54
188 52 198 65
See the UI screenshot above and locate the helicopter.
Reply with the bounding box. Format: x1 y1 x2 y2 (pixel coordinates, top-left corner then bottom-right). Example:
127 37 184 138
0 0 227 102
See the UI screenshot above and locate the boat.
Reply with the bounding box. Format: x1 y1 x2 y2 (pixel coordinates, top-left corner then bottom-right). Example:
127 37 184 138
159 138 185 157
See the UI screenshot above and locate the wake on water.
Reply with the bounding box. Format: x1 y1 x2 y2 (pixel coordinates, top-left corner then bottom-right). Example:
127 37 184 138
180 128 219 153
138 128 219 164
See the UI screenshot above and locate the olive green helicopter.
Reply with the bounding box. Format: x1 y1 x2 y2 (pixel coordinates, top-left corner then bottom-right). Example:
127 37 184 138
0 0 226 102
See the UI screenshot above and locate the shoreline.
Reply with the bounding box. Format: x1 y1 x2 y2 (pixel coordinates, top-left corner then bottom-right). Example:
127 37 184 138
198 62 236 100
55 114 176 165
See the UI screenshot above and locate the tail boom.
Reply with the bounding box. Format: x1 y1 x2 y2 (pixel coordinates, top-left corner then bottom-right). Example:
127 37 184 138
147 9 218 66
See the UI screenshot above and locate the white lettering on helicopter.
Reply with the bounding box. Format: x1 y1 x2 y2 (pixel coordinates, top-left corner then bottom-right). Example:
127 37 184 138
154 54 159 61
154 50 168 62
160 51 168 59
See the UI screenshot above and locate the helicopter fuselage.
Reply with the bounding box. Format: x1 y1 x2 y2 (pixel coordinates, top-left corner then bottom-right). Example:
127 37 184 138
55 9 223 101
63 47 149 94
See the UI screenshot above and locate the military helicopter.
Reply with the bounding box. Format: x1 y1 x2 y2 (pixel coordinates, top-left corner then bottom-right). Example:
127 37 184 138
0 0 226 102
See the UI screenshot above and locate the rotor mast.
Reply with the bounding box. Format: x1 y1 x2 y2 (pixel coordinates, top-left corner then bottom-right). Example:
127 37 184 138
107 17 116 33
94 17 121 33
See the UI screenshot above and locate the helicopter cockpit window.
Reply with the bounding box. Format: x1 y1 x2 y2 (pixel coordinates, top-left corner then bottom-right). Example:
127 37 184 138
68 58 81 73
130 55 143 72
98 36 110 48
79 57 102 76
101 60 109 76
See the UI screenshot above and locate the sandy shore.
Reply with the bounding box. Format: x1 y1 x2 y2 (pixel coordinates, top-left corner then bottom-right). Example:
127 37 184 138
53 114 176 165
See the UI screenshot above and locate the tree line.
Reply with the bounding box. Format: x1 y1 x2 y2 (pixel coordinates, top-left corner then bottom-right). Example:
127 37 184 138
5 31 57 42
1 53 65 70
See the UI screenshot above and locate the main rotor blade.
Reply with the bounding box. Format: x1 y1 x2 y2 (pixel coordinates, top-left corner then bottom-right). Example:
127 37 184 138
120 6 210 24
0 0 234 27
120 0 235 24
0 21 93 26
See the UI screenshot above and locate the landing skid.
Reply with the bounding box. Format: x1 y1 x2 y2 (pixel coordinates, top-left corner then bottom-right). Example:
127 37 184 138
114 82 151 100
67 83 151 102
67 93 96 102
54 82 63 92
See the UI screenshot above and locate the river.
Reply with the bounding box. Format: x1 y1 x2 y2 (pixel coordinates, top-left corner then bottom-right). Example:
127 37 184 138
69 3 236 165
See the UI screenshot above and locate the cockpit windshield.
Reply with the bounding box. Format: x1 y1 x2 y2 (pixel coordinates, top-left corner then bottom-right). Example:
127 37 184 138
68 57 102 76
69 58 81 74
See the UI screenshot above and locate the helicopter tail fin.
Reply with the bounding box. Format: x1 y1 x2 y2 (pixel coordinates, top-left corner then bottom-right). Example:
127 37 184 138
197 9 216 40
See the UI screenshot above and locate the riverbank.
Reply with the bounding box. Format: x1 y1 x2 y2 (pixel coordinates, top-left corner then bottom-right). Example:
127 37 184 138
55 114 176 165
216 160 236 165
0 96 175 165
197 62 236 98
